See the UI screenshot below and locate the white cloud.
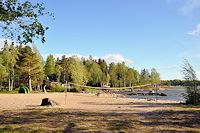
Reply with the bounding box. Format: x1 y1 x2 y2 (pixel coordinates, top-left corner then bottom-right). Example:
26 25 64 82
102 54 133 65
166 0 200 15
44 53 133 65
180 0 200 15
188 23 200 36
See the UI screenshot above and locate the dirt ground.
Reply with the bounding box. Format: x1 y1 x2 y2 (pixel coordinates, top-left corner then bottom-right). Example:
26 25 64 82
0 93 199 132
0 92 179 113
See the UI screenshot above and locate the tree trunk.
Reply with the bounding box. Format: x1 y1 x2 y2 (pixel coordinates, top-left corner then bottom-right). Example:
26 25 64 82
37 82 40 91
0 77 2 90
11 69 15 91
29 76 32 92
8 75 11 91
11 79 14 91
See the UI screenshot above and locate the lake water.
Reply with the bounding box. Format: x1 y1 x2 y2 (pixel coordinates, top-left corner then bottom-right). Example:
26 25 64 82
117 87 186 102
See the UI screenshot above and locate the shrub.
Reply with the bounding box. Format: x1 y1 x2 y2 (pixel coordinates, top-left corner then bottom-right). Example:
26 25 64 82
52 84 66 92
67 86 81 93
182 59 200 105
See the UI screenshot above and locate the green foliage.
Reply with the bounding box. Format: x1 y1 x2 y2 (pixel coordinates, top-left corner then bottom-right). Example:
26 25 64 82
54 58 62 82
0 0 52 44
16 45 43 91
0 55 7 89
150 68 161 84
1 41 19 91
51 84 65 92
85 59 103 86
68 86 82 93
115 62 127 87
125 68 137 87
98 59 108 73
103 72 110 86
109 62 139 87
68 57 88 85
44 55 55 81
109 63 117 87
139 69 150 85
182 59 200 105
0 43 161 92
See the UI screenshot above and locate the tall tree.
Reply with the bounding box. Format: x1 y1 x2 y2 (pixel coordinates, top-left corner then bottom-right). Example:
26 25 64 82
68 57 88 85
125 68 137 87
182 59 200 105
1 41 18 91
103 72 110 86
60 56 69 83
139 69 150 85
150 68 161 84
0 0 52 44
32 44 44 90
109 63 118 87
17 46 43 91
54 57 62 82
116 62 127 87
9 43 19 90
85 60 103 86
0 55 7 90
98 59 108 73
44 55 55 81
1 41 11 90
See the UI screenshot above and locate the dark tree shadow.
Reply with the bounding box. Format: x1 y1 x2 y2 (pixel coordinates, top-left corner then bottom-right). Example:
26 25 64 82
0 106 200 132
138 109 200 131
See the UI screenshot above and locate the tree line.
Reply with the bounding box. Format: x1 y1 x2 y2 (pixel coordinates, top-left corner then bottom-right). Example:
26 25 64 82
0 42 161 91
161 79 200 86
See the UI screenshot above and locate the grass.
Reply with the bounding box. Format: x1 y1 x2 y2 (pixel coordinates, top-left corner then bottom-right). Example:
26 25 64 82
0 91 19 94
0 105 200 133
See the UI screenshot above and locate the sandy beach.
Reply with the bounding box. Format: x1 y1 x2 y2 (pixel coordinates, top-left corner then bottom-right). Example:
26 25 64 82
0 93 200 132
0 92 179 113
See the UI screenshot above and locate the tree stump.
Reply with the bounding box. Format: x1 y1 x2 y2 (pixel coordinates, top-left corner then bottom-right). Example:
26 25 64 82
41 98 59 106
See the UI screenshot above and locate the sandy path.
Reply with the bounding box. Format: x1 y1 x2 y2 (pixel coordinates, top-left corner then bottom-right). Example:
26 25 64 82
0 93 179 113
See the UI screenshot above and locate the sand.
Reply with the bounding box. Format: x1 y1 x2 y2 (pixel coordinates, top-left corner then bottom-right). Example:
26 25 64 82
0 92 179 113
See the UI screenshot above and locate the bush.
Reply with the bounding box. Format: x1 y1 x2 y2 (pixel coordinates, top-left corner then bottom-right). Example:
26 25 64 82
52 84 66 92
182 60 200 105
184 87 200 105
67 86 82 93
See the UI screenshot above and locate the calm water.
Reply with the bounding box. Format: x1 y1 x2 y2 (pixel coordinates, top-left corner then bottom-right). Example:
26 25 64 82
118 87 186 102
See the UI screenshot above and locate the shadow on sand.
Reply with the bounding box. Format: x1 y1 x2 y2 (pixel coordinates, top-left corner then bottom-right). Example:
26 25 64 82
0 105 200 132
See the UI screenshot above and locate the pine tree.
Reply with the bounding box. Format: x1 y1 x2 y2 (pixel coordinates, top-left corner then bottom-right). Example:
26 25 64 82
55 58 62 82
17 46 43 91
1 41 19 91
32 44 44 90
109 63 118 87
0 55 7 90
44 55 55 81
60 56 69 83
9 43 19 91
139 69 150 85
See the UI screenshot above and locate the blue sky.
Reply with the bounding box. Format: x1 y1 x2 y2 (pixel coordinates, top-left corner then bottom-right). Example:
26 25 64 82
3 0 200 80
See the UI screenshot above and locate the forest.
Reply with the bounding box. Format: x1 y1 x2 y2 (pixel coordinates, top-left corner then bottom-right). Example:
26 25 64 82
0 42 161 92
